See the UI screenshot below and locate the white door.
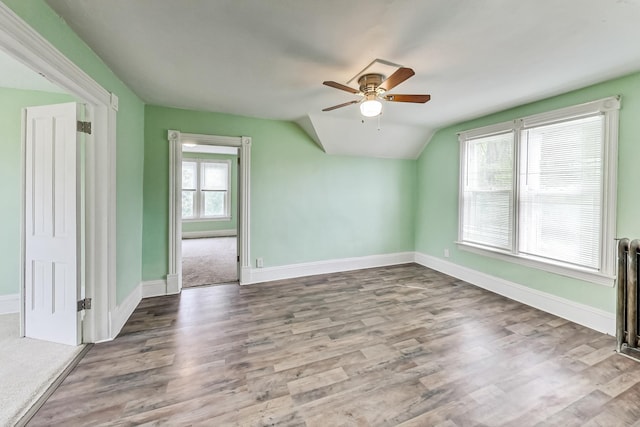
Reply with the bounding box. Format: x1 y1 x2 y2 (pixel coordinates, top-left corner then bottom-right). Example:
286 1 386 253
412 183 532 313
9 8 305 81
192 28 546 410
24 102 82 346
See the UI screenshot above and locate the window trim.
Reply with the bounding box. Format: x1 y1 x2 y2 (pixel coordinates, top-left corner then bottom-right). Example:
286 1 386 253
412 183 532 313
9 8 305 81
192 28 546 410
457 96 620 287
182 158 232 221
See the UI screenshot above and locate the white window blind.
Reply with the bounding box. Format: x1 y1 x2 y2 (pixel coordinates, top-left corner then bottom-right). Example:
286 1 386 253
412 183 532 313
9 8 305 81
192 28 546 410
202 162 228 191
462 132 514 250
457 96 620 285
201 162 229 217
518 115 604 269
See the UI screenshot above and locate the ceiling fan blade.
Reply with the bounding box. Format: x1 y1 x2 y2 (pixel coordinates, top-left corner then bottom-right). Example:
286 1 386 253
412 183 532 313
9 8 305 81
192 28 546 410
383 94 431 103
323 81 359 94
379 67 415 92
322 100 360 111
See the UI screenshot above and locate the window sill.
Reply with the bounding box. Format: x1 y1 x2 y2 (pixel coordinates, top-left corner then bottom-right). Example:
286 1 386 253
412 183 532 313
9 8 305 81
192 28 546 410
456 241 615 287
182 216 231 223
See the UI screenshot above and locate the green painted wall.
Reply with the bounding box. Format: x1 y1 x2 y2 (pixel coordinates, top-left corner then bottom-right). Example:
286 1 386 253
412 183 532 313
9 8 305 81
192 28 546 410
182 152 238 233
416 71 640 314
8 0 636 318
0 87 75 296
143 105 416 280
5 0 146 304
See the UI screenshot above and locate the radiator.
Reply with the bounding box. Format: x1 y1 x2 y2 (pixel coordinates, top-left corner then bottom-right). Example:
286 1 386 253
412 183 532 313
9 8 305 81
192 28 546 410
617 238 640 357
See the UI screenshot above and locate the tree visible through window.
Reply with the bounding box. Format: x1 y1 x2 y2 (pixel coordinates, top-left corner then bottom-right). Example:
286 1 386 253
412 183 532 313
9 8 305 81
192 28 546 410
182 159 230 219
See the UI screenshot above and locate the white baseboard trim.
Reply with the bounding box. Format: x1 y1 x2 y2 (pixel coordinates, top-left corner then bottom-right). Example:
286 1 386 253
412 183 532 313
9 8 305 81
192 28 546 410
414 252 615 335
112 252 614 339
239 266 251 286
141 279 168 298
110 284 141 339
0 293 19 314
182 229 237 239
166 274 180 295
242 252 415 285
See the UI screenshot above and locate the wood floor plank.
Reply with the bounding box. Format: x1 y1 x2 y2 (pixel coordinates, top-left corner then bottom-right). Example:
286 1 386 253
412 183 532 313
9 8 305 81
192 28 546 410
28 264 640 426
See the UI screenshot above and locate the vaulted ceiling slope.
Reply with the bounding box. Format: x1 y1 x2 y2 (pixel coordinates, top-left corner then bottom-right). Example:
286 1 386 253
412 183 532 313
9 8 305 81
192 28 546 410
45 0 640 159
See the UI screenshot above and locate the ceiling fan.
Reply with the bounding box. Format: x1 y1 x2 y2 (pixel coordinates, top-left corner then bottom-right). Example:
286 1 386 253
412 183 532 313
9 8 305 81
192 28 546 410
322 67 431 117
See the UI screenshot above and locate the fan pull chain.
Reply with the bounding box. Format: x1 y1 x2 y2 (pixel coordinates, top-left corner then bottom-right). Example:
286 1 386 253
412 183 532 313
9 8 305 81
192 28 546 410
360 114 382 130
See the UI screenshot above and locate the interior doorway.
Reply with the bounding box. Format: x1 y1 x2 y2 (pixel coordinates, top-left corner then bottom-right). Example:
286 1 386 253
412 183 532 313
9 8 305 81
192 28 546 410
0 3 117 344
181 144 239 287
0 51 95 426
0 73 86 427
167 131 251 291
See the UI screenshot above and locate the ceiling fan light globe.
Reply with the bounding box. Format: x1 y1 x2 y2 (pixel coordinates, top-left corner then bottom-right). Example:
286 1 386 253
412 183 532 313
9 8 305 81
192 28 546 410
360 99 382 117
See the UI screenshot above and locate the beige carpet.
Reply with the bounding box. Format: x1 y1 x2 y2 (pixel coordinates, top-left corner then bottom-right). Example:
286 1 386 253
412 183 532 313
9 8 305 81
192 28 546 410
0 313 83 426
182 237 238 287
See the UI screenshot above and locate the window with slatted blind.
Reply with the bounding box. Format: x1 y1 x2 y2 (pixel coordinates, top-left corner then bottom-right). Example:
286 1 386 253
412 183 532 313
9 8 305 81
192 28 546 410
458 97 620 285
461 131 515 250
182 159 231 220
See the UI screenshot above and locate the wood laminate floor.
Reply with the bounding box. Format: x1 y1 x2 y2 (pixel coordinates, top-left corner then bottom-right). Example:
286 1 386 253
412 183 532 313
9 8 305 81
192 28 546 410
29 264 640 426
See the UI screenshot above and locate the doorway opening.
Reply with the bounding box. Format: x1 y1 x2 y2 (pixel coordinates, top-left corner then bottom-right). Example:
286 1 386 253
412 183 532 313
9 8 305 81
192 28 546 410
0 3 116 344
0 72 87 427
168 131 251 292
181 144 239 287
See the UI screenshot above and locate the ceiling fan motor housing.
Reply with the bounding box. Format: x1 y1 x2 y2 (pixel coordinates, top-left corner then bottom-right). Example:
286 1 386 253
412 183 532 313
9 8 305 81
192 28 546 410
358 73 385 96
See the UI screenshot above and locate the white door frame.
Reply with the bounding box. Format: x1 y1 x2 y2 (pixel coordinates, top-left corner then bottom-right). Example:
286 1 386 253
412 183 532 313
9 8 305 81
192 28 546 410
168 131 251 289
0 3 116 342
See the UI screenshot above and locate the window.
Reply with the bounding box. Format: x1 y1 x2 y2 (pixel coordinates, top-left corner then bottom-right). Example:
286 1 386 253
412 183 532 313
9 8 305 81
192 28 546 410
458 97 620 285
182 159 231 220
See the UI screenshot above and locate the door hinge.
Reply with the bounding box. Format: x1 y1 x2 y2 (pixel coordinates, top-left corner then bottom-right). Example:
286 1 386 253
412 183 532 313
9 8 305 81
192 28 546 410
237 255 240 262
77 298 92 311
77 121 92 134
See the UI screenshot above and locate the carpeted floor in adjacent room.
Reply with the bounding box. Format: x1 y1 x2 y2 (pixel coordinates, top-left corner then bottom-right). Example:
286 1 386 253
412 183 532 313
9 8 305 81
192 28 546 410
0 313 82 426
181 236 238 287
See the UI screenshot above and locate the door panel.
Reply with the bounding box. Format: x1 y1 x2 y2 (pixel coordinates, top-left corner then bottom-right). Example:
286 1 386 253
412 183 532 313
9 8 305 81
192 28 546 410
24 102 81 346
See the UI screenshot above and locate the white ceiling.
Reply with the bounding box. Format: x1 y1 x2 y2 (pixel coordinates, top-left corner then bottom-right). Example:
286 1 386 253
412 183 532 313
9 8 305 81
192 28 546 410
45 0 640 159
